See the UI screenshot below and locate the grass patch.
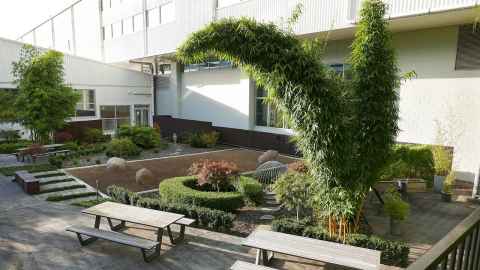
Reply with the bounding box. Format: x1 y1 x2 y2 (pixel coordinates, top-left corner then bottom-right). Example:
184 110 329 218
39 178 76 186
39 185 86 194
0 164 56 176
46 192 96 202
71 198 112 208
36 172 65 178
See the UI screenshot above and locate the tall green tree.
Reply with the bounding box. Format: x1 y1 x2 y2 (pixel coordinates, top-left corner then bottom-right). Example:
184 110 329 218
0 90 17 122
178 0 399 238
11 45 80 143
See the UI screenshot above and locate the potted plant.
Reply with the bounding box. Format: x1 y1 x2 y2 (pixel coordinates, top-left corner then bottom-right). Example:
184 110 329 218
384 188 410 236
441 171 455 202
433 146 452 193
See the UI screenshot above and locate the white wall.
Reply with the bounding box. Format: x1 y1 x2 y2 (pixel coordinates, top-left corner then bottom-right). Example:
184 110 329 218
323 26 480 182
0 37 153 129
180 68 252 130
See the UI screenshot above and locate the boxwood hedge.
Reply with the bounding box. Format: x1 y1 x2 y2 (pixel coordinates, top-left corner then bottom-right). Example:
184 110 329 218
159 176 251 212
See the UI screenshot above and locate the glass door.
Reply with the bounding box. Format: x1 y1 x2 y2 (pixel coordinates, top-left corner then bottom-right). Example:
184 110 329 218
134 105 150 127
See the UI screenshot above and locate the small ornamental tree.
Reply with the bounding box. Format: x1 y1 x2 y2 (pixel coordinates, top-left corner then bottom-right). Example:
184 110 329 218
178 0 400 240
12 45 80 143
274 172 313 221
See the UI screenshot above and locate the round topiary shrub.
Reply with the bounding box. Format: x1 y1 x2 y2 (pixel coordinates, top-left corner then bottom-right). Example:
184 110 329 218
158 176 247 212
105 138 141 158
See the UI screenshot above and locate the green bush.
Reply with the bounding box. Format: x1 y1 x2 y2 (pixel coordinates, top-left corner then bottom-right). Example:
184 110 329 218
383 189 410 221
0 164 56 176
106 185 139 205
159 176 245 212
187 131 220 148
48 155 64 169
105 138 141 158
118 126 162 149
432 146 452 176
380 144 435 186
83 128 108 144
137 197 235 231
272 218 410 267
235 177 263 206
63 141 80 152
0 141 31 154
0 130 21 142
274 172 313 221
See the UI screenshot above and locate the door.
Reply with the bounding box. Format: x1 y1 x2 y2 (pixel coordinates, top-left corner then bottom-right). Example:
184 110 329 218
134 105 150 127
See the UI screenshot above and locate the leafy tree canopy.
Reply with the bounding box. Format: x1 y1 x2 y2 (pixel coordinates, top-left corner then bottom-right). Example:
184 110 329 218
11 45 80 143
178 0 399 233
0 89 18 122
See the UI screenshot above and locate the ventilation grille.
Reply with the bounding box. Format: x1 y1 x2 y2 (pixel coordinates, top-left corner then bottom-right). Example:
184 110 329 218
455 24 480 70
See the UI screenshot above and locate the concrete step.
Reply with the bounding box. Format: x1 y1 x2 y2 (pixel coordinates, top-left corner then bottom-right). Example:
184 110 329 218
40 181 83 192
62 195 101 205
31 171 63 177
35 187 93 200
38 175 73 184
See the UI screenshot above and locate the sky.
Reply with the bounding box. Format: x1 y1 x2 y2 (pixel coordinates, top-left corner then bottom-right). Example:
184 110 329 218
0 0 77 40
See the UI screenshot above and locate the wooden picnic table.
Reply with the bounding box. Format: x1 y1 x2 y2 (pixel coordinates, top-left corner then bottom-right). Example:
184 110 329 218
67 202 189 262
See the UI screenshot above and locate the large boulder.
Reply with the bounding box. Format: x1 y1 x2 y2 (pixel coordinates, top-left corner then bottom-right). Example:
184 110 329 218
106 157 126 171
257 150 279 166
136 168 154 184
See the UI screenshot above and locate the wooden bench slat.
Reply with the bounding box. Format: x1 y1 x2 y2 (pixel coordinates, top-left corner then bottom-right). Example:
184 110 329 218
175 218 194 226
243 230 381 270
66 225 158 250
231 261 277 270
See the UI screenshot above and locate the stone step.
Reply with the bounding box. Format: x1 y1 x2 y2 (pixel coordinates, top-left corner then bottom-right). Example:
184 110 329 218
38 175 73 184
62 195 101 205
35 187 93 200
40 181 83 192
31 171 63 177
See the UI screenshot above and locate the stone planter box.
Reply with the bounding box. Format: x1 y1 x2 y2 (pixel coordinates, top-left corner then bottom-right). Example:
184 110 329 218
14 170 39 195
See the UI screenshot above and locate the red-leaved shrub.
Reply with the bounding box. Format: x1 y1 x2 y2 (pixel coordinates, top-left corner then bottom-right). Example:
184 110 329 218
55 131 74 143
288 160 309 174
188 159 239 191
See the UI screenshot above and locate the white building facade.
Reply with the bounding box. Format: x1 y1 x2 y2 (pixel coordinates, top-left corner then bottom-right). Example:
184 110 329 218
17 0 480 184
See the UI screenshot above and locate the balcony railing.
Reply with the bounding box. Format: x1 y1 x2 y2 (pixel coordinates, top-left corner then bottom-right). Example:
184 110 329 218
407 207 480 270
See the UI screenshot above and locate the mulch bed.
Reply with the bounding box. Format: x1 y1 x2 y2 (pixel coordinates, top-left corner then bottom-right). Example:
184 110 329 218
67 148 296 192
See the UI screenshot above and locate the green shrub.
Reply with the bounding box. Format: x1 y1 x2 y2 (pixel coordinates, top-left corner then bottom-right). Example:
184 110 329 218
159 176 245 212
274 172 313 221
48 155 64 169
0 130 20 142
118 126 162 149
187 131 220 148
83 128 108 144
105 138 141 158
432 146 452 176
235 177 263 206
271 217 410 267
383 189 410 221
0 164 56 176
106 185 139 205
63 141 80 152
137 197 235 231
443 171 456 194
380 144 435 186
0 141 31 154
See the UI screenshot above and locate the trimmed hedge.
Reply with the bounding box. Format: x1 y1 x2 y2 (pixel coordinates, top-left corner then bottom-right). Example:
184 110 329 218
0 141 31 154
272 218 410 267
0 164 56 176
105 185 235 231
159 176 245 212
137 197 235 231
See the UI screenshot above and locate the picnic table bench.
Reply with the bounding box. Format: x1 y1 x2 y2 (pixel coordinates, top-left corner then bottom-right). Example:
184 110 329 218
231 261 277 270
66 202 194 262
15 143 66 162
31 149 71 163
243 230 381 270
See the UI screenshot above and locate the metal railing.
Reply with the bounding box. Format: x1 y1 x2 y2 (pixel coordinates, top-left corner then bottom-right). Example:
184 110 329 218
407 207 480 270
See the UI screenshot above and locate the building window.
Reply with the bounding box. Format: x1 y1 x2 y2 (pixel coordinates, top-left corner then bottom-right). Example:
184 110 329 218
255 86 290 129
184 58 233 72
75 90 96 117
133 13 144 32
455 24 480 70
100 105 131 132
329 63 352 79
217 0 245 8
147 7 160 28
161 2 175 24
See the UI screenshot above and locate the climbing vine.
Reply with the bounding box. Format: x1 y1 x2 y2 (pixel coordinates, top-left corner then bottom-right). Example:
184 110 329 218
178 0 399 239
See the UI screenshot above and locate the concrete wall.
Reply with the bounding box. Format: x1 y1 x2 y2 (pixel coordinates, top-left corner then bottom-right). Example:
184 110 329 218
0 37 153 130
180 68 252 130
323 25 480 182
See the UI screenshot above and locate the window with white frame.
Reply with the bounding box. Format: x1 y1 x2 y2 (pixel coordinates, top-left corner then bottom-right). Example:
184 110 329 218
329 63 352 79
75 90 96 117
147 7 160 28
123 17 134 35
100 105 131 132
255 86 291 129
133 13 144 32
161 2 175 24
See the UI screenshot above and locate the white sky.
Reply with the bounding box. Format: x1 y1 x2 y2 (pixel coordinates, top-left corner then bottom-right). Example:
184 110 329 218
0 0 77 40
